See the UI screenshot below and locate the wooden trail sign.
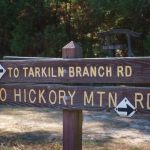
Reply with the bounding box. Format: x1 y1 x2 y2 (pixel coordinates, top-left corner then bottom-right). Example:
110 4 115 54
0 57 150 84
0 84 150 113
0 41 150 150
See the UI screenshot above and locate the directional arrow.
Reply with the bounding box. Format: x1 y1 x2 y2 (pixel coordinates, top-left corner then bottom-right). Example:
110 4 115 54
0 64 6 79
0 69 3 73
115 97 136 117
117 104 135 116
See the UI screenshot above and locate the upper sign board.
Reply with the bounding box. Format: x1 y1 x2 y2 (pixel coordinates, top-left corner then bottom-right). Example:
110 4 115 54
0 57 150 83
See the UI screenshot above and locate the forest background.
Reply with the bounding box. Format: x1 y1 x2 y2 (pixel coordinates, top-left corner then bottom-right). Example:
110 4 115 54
0 0 150 58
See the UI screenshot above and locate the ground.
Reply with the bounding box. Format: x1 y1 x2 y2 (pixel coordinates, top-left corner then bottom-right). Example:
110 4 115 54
0 105 150 150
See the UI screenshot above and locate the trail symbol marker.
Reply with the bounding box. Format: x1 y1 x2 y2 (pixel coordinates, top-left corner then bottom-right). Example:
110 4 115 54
0 64 6 79
115 97 136 117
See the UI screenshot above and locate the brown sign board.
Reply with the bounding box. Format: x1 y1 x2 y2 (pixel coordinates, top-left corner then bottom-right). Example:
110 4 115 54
0 57 150 84
0 84 149 113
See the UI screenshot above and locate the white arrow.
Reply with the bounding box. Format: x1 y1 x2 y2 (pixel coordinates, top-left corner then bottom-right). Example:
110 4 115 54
115 97 137 117
0 64 6 79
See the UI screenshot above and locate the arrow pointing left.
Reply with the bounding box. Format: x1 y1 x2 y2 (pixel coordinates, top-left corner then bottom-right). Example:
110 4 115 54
0 64 6 79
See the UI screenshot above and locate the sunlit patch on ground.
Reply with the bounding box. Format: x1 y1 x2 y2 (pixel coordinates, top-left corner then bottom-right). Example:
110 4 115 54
0 105 150 150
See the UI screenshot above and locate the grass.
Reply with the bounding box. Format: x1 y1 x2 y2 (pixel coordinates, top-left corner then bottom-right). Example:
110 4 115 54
0 140 148 150
0 142 62 150
0 106 149 150
83 140 146 150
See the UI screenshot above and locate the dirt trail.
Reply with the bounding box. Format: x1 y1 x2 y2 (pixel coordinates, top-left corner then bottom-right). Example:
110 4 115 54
0 105 150 149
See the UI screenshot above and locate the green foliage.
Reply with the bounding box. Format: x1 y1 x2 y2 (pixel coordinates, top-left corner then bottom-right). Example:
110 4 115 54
143 33 150 55
43 24 68 57
11 23 32 55
0 0 150 57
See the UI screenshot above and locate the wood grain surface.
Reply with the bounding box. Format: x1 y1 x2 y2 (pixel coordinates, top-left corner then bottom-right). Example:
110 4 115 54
0 57 149 84
0 84 149 112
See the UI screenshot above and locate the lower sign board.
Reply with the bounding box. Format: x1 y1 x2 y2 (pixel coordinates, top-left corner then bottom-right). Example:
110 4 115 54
0 84 150 113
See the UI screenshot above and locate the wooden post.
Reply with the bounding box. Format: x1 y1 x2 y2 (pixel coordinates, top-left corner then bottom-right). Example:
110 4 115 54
62 41 83 150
